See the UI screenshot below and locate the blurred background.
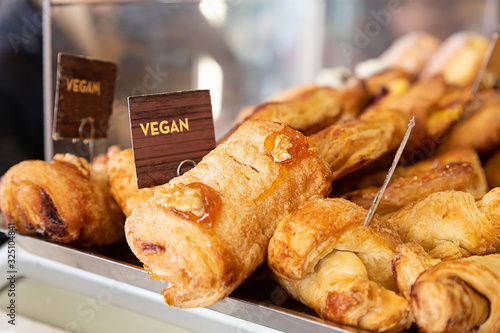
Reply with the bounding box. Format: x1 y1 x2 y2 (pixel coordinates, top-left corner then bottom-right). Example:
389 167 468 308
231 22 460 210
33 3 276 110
0 0 495 174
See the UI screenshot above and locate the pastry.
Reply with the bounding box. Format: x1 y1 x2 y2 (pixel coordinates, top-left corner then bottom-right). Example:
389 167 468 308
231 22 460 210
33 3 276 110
268 198 411 332
379 31 441 77
0 153 125 246
411 254 500 333
107 147 155 217
383 188 500 255
438 94 500 155
420 31 489 87
125 120 332 308
341 161 488 215
335 148 485 193
311 109 410 181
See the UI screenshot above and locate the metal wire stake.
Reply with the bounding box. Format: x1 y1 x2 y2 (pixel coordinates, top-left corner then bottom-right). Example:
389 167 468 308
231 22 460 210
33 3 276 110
364 116 416 227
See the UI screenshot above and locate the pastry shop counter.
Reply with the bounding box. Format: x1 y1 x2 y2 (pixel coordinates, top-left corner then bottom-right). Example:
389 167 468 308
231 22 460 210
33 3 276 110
0 233 374 333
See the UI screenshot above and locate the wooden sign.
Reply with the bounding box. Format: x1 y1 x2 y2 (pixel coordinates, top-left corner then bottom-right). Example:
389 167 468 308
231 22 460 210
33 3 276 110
128 90 216 189
53 53 117 140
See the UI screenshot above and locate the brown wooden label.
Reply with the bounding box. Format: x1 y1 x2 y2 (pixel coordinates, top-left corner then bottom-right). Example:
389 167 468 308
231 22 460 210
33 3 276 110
128 90 216 189
53 53 117 140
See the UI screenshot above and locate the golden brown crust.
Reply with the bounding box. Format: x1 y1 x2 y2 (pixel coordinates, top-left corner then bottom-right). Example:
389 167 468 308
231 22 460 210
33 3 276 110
379 32 441 76
384 188 500 255
125 120 332 308
485 150 500 189
268 198 411 332
420 31 489 87
363 68 414 97
0 154 125 246
342 161 488 215
411 254 500 333
268 198 401 289
336 148 485 193
392 243 441 300
247 85 369 135
311 109 410 181
107 147 156 217
438 95 500 155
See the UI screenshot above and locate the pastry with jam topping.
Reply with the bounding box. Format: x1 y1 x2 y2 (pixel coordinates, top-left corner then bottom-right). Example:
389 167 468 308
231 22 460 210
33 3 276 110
125 119 332 308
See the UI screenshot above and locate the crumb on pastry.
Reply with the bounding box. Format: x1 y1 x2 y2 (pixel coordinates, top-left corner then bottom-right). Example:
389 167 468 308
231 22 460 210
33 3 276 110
153 184 204 216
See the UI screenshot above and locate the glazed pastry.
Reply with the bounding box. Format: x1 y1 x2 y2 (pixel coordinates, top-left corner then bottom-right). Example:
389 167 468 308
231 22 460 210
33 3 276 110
411 254 500 333
107 147 155 217
0 153 125 246
268 198 411 332
341 161 488 215
420 31 489 87
485 150 500 188
125 120 332 308
383 188 500 255
438 94 500 155
311 109 410 180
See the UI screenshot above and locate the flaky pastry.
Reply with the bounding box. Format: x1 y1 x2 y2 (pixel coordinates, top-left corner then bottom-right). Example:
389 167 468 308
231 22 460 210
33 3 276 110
268 198 411 332
342 161 487 215
125 120 332 308
311 109 410 181
107 147 155 217
411 254 500 333
0 153 125 246
384 188 500 255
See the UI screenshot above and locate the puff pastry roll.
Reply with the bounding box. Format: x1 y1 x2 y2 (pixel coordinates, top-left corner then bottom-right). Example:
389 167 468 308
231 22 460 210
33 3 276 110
420 31 489 87
0 153 125 246
125 120 332 308
336 148 485 193
411 254 500 333
438 94 500 155
268 198 411 332
311 109 410 180
237 84 369 136
383 188 500 256
107 147 155 217
342 161 487 215
379 32 440 77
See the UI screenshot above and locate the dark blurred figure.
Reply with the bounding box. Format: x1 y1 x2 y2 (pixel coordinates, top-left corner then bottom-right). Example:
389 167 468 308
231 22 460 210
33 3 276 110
0 0 44 175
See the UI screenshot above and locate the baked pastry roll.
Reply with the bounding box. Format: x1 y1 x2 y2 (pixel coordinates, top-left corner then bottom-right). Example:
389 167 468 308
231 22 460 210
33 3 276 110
125 120 332 308
310 109 410 181
379 32 440 77
420 31 489 87
0 153 125 246
383 188 500 256
411 254 500 333
237 84 369 136
336 148 485 193
438 94 500 155
107 147 155 217
268 198 411 332
342 161 488 215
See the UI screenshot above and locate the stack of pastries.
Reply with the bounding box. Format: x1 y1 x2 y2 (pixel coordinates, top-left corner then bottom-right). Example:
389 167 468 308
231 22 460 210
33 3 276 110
1 29 500 333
